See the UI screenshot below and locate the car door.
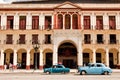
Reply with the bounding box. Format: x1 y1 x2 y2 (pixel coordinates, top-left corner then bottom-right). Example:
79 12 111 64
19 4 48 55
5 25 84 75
57 65 63 73
87 64 97 74
95 64 102 74
52 65 58 73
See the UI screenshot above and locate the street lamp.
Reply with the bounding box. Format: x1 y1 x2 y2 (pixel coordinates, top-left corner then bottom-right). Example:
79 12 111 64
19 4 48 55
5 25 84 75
33 42 40 70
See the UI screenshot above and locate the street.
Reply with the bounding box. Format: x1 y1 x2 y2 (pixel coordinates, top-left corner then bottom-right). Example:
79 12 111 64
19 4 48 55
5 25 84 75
0 72 119 80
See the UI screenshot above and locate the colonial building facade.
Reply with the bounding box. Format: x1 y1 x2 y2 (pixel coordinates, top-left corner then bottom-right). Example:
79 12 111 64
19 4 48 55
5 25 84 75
0 1 120 70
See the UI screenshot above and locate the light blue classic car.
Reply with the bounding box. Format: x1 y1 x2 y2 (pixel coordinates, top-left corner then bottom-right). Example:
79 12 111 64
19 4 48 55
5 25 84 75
44 64 70 74
78 63 112 75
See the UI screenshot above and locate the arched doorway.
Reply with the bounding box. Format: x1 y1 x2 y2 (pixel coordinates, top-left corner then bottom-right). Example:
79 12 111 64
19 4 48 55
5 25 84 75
30 49 40 69
43 49 53 68
109 48 118 68
45 53 53 68
83 48 92 66
96 48 105 63
17 49 27 69
4 49 13 69
58 42 77 68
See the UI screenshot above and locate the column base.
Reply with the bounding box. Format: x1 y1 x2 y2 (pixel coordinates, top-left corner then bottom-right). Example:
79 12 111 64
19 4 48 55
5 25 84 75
39 66 43 70
13 65 17 69
116 65 120 69
26 65 30 70
0 65 4 70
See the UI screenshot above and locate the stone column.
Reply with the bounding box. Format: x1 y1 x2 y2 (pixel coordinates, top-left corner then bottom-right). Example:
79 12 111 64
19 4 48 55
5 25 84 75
26 13 32 30
63 15 65 30
92 49 96 63
116 13 120 29
71 15 73 29
91 13 96 30
14 13 19 30
103 13 109 30
1 13 7 30
40 13 45 30
13 50 17 69
52 15 54 29
117 49 120 68
26 50 30 70
39 50 43 70
78 49 83 66
53 45 58 65
105 48 109 67
78 38 83 66
0 50 4 69
81 14 83 30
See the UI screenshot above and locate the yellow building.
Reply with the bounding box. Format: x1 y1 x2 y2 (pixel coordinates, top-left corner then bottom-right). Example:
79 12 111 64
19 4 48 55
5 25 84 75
0 0 120 70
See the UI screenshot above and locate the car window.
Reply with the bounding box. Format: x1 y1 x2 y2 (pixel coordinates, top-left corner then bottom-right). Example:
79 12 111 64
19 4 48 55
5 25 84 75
96 64 102 67
90 64 95 67
57 65 63 68
52 65 57 68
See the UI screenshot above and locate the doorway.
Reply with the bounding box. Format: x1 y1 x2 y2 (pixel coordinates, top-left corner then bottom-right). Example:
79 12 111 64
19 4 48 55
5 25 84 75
45 53 53 68
34 53 39 69
21 53 26 69
58 42 77 68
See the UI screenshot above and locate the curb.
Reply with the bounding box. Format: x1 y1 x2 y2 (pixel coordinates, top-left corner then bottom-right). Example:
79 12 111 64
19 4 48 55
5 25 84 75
0 69 120 74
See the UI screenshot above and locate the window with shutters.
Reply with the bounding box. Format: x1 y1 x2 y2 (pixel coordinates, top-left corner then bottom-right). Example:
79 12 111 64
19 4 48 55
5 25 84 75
84 34 91 44
19 16 26 30
45 16 51 30
96 16 103 30
84 16 90 30
6 35 13 44
109 16 116 30
32 16 39 30
7 16 14 30
97 34 104 44
32 34 38 44
45 34 51 44
19 34 25 44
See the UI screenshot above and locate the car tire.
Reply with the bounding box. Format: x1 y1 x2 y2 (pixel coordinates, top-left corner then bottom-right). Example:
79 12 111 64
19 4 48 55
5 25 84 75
80 71 86 75
46 71 51 74
104 71 108 75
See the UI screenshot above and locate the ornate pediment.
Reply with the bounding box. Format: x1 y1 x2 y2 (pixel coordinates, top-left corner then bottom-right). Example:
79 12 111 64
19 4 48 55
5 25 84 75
54 1 80 9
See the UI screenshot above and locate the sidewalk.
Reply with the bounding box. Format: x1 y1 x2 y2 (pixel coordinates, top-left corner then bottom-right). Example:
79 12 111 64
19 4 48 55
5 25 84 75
0 69 120 73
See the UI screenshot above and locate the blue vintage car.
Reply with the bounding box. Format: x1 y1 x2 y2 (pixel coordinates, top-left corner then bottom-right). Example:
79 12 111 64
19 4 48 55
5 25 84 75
44 64 70 74
78 63 112 75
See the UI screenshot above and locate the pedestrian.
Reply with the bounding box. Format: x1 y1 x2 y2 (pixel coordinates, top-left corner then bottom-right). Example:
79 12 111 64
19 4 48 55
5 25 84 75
9 63 13 71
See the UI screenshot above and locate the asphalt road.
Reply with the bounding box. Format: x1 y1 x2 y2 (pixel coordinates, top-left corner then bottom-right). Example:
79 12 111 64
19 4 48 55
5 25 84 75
0 72 119 80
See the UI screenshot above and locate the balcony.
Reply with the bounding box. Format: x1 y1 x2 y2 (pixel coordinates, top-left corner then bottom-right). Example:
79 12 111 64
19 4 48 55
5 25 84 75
43 39 52 44
83 40 92 44
109 40 118 44
5 40 13 44
96 40 104 44
17 40 26 44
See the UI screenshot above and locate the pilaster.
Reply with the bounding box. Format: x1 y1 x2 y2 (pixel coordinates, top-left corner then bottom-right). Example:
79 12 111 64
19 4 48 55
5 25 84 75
0 50 4 69
105 47 109 67
39 50 43 70
13 50 17 69
26 50 30 70
92 49 96 63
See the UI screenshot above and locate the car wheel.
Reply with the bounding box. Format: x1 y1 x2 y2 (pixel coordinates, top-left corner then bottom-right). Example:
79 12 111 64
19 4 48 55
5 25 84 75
104 71 108 75
46 71 51 74
80 71 86 75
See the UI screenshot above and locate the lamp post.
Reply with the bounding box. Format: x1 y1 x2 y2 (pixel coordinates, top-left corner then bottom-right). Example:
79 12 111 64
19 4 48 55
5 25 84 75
33 42 40 70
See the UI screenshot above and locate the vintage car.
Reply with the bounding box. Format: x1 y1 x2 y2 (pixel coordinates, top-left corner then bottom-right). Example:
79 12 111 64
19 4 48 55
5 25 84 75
44 64 70 74
78 63 112 75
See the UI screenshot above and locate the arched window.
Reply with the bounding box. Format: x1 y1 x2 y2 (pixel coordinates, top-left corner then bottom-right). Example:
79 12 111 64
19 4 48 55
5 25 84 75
57 14 63 29
72 14 78 29
65 14 71 29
